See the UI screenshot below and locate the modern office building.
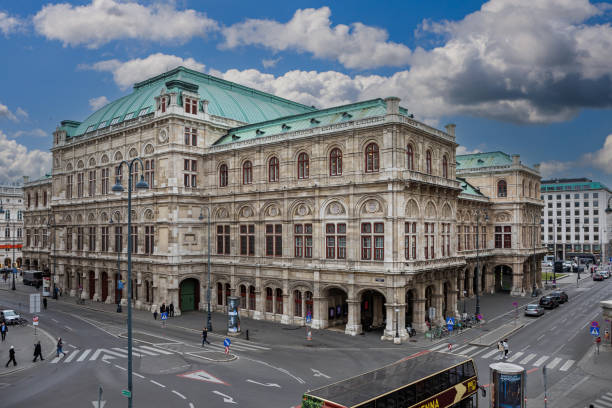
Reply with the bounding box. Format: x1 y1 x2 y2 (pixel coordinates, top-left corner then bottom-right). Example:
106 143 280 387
0 183 25 269
540 178 612 262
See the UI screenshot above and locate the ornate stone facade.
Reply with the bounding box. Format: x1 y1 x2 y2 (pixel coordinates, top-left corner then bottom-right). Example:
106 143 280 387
22 67 545 340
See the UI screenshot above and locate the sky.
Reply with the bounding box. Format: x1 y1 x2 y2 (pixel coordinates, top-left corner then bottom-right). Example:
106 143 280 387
1 0 612 186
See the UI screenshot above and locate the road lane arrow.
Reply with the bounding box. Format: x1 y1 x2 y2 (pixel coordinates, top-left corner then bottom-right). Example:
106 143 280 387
91 401 106 408
246 379 281 388
311 368 331 379
179 370 228 385
213 390 237 404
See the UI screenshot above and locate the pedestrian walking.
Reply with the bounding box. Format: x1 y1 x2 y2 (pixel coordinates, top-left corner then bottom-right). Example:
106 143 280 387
56 337 66 357
5 345 17 367
160 303 166 315
169 303 174 317
33 341 44 362
201 327 210 346
153 310 158 320
497 341 504 359
503 339 509 359
43 297 47 310
1 322 7 341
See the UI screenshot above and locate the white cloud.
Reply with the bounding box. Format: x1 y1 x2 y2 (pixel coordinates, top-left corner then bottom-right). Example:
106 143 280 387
456 146 483 155
0 11 20 35
81 53 206 90
584 134 612 174
0 130 51 184
89 96 109 111
33 0 218 48
222 7 411 69
538 160 576 178
219 0 612 124
0 102 17 122
262 57 281 69
15 107 27 118
12 128 47 138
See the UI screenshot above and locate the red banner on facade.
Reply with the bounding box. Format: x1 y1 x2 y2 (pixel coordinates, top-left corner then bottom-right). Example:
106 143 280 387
0 244 23 249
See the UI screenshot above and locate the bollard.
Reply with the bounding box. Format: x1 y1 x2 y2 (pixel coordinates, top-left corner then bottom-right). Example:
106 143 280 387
307 329 312 341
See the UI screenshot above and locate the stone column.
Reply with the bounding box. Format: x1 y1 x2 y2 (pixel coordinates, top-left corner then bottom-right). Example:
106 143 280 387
449 289 459 318
433 294 445 325
511 263 524 296
135 272 143 309
413 298 427 332
106 270 114 304
312 295 326 329
92 269 101 302
280 294 290 324
120 272 128 306
70 271 78 297
82 272 90 300
345 300 362 336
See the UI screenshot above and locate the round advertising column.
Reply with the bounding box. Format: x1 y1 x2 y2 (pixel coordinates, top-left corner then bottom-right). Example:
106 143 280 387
489 362 526 408
227 296 241 336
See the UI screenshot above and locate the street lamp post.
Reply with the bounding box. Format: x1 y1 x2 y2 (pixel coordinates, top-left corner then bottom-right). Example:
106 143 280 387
47 213 57 298
475 209 488 317
532 214 538 297
110 217 122 313
199 207 212 332
112 158 149 408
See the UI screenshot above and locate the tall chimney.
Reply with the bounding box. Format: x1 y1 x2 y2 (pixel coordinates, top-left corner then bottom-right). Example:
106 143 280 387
384 97 400 115
512 154 520 165
444 124 456 137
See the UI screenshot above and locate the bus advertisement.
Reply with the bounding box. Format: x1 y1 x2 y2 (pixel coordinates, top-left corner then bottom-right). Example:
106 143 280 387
302 351 480 408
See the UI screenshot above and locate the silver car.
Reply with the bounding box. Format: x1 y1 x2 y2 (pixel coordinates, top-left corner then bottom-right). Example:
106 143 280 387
524 304 545 317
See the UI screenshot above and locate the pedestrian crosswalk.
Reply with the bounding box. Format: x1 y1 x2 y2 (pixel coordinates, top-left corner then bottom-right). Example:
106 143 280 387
50 345 174 364
428 343 576 372
590 391 612 408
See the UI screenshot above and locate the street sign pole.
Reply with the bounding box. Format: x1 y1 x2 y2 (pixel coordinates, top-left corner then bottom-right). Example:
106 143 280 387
98 386 103 408
542 366 548 408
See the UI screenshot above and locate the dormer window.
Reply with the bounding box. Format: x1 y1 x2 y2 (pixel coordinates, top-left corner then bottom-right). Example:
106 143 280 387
184 97 198 114
342 112 352 120
98 121 108 129
138 107 149 117
85 125 95 133
310 118 320 125
282 124 291 131
256 129 265 135
160 97 167 113
124 112 135 121
110 117 120 126
231 134 240 140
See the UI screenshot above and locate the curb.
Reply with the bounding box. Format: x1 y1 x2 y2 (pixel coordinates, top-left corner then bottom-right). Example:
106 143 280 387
0 326 57 377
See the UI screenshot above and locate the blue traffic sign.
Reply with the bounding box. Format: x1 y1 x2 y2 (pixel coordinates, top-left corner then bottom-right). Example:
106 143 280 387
446 317 455 325
160 312 168 320
223 338 231 347
306 313 312 323
117 280 124 290
591 326 600 336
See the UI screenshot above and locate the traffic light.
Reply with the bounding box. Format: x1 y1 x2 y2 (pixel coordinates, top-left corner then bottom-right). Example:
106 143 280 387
554 261 563 274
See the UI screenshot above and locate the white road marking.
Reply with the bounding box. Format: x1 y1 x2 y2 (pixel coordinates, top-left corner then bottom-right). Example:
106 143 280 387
311 368 331 379
481 349 499 359
51 318 58 323
429 343 448 351
150 380 165 388
594 399 612 408
89 348 127 360
133 372 145 379
537 334 546 341
172 390 186 400
139 345 173 355
458 346 477 355
246 379 281 388
132 347 159 356
451 344 467 352
602 394 612 402
468 348 487 357
112 347 142 357
507 352 524 362
519 353 537 365
114 364 127 371
64 350 79 363
68 344 77 349
77 349 91 362
189 403 194 408
212 391 237 404
64 326 73 331
559 360 575 371
533 356 549 366
546 357 562 369
50 354 64 364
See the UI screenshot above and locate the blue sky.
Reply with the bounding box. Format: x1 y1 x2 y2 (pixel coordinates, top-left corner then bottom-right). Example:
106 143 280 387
1 0 612 186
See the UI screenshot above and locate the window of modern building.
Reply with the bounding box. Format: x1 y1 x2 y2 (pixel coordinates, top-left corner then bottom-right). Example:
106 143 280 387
326 223 346 259
219 164 228 187
556 211 561 216
556 195 561 199
594 209 599 215
497 180 507 197
240 224 255 256
584 218 589 224
575 201 580 207
297 153 309 179
594 226 599 232
407 145 414 170
548 211 552 216
265 224 282 257
184 127 197 146
594 217 599 224
405 222 417 260
574 193 579 199
565 202 570 207
584 193 589 198
361 222 384 260
575 210 579 216
426 151 432 175
575 235 580 240
594 193 599 198
144 159 154 188
595 235 599 241
145 226 154 254
548 195 552 200
424 222 435 259
268 157 279 182
330 148 343 176
565 211 570 216
365 143 379 173
243 161 253 184
294 224 312 258
584 201 589 207
565 194 570 199
547 203 552 208
556 203 561 208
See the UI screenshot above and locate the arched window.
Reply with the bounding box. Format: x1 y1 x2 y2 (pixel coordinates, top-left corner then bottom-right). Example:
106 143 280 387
219 164 228 187
407 144 414 170
364 143 379 173
268 157 279 182
497 180 507 197
426 150 432 174
442 155 448 178
329 148 342 176
297 153 309 179
528 181 532 198
242 161 252 185
294 290 302 317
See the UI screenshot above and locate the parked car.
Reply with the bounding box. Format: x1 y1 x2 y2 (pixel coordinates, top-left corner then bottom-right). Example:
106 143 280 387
1 309 20 325
539 296 559 309
599 270 610 279
549 290 569 303
524 303 545 317
542 261 553 267
593 272 604 281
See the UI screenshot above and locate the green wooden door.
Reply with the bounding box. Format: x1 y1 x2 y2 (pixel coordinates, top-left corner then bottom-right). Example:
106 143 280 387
180 279 196 312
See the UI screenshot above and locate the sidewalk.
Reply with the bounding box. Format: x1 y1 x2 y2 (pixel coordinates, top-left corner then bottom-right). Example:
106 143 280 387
0 324 56 376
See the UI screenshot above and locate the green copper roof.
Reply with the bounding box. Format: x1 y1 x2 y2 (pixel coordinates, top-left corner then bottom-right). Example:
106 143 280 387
541 180 609 192
63 67 316 138
214 98 408 146
457 177 486 197
456 151 513 170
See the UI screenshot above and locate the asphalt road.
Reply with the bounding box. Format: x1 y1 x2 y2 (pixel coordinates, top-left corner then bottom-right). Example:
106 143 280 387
2 276 612 408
